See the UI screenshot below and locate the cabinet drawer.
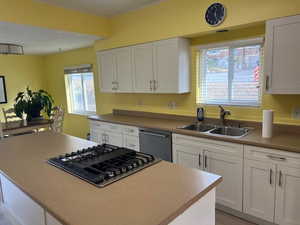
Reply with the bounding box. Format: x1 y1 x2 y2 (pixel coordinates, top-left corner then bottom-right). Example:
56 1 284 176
245 145 300 168
99 122 123 133
124 135 139 151
122 126 139 136
173 134 243 157
89 120 102 129
0 174 45 225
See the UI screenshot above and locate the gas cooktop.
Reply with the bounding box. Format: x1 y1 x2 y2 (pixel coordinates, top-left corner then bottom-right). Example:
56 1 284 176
48 144 161 187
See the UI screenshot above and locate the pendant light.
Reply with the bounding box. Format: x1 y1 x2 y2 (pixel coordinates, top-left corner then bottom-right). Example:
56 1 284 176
0 43 24 55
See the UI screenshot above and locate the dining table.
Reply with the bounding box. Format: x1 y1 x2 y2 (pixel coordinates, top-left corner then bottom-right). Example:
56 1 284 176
1 119 53 136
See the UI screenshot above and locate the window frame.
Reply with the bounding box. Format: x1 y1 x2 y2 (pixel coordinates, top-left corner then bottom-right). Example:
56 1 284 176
64 66 96 116
197 38 264 107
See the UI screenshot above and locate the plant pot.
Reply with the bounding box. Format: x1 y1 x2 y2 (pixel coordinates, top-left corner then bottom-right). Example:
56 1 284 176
27 108 43 121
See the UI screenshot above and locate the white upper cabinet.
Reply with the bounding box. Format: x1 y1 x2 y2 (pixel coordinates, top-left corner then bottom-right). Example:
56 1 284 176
114 47 134 92
132 42 155 93
153 38 190 93
97 47 133 93
98 50 116 92
265 15 300 94
97 37 190 93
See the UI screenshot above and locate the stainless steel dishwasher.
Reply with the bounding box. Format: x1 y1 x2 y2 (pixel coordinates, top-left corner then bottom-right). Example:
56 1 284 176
139 128 172 162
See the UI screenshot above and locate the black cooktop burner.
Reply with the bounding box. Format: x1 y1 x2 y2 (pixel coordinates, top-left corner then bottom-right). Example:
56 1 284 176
47 144 161 187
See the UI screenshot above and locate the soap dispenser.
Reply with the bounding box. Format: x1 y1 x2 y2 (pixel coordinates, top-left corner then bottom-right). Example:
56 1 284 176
197 107 205 122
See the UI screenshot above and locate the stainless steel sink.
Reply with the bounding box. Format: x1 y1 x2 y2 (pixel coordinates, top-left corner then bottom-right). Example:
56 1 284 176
180 124 216 132
179 123 250 138
209 127 249 138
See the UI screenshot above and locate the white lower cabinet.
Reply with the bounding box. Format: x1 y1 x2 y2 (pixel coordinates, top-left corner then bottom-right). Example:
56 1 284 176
243 159 276 222
275 166 300 225
173 145 201 169
244 145 300 225
1 174 45 225
89 120 139 151
173 134 243 211
203 150 243 211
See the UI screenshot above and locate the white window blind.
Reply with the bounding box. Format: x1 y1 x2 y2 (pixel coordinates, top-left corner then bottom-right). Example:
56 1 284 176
198 38 263 106
64 65 96 115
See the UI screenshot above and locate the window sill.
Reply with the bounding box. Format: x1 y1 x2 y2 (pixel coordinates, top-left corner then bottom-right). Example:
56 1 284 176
197 102 261 108
68 112 97 117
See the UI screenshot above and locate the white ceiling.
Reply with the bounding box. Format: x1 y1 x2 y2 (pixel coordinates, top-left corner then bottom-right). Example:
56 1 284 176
36 0 163 17
0 22 102 55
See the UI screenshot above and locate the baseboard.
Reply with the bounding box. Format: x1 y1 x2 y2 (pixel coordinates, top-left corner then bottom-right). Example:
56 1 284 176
216 204 276 225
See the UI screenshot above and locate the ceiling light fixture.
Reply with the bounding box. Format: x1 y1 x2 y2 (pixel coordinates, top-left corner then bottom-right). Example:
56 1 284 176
0 43 24 55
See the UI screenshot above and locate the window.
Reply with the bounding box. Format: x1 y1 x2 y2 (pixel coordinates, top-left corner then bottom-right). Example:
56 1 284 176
198 38 263 106
65 65 96 115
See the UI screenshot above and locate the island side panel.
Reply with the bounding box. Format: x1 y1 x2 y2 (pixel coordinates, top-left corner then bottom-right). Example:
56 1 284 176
168 188 216 225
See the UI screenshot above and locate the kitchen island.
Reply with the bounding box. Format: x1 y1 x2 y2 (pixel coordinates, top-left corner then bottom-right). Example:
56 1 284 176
0 132 221 225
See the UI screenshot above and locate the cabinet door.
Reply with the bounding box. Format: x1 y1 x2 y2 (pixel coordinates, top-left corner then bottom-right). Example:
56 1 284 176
98 51 116 92
265 15 300 94
153 39 178 93
173 145 202 169
105 131 123 147
132 43 154 93
244 159 276 222
123 135 139 151
275 166 300 225
115 47 133 92
1 174 45 225
203 150 243 211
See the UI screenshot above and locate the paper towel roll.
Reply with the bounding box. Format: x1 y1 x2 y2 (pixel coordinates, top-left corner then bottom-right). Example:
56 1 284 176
262 110 274 138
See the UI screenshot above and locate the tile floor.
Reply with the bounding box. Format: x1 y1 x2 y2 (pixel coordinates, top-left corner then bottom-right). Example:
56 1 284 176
216 210 257 225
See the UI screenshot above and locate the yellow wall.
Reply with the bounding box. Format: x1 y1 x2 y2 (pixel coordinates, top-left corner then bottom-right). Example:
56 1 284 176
43 24 300 139
0 0 110 37
0 55 45 121
5 0 300 138
44 48 97 138
95 0 300 50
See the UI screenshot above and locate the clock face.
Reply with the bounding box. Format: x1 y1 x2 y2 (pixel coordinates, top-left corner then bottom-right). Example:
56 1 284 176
205 3 226 26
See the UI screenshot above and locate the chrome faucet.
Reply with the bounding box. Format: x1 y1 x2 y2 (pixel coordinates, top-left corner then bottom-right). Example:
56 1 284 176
219 105 231 126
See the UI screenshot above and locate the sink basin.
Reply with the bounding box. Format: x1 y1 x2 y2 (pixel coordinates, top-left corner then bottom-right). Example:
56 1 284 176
179 123 250 138
180 124 216 132
209 127 249 138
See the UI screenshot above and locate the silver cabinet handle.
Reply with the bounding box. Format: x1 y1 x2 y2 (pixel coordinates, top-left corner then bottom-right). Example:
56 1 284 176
266 75 270 91
150 80 153 91
267 155 286 161
269 168 273 185
279 170 283 187
102 134 106 143
198 154 201 168
204 155 208 169
153 80 157 91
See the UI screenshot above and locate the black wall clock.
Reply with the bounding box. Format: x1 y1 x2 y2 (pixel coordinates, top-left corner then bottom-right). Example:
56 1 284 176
205 3 226 26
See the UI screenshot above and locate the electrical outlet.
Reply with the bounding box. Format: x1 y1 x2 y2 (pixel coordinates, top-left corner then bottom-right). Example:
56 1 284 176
137 100 143 106
168 101 176 109
292 107 300 119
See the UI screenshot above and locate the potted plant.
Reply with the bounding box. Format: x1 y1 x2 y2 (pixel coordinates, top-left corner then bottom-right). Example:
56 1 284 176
14 87 54 121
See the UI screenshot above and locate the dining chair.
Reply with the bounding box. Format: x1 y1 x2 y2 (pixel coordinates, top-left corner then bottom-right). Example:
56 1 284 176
2 108 20 123
50 106 65 133
2 108 36 136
